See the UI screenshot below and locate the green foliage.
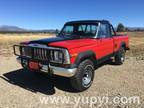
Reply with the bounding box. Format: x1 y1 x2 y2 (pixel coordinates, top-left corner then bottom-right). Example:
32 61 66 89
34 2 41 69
116 23 125 32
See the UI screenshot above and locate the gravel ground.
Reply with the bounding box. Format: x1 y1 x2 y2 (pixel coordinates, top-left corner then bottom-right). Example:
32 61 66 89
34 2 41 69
0 55 144 108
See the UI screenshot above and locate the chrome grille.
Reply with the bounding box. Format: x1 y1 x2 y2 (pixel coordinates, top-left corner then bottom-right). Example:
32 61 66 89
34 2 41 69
33 48 49 61
22 47 32 57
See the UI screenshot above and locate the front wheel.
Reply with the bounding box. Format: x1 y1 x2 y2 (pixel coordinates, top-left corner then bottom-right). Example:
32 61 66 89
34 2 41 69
70 59 95 92
115 47 126 65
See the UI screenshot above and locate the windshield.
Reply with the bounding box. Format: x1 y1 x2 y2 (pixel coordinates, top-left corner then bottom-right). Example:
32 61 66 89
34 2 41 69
59 23 98 38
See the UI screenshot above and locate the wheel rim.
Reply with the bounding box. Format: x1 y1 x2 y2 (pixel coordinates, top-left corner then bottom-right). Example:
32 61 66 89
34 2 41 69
82 65 93 87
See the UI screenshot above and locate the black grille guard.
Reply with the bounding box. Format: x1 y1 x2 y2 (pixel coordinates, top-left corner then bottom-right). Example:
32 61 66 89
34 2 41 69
13 44 64 62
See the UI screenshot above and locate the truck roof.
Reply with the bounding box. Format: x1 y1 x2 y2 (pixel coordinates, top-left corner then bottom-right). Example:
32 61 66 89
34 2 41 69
66 20 110 24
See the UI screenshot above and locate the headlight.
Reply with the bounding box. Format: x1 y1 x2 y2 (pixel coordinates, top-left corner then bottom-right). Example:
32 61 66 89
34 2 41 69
13 45 32 57
21 47 32 58
13 45 21 56
49 47 70 64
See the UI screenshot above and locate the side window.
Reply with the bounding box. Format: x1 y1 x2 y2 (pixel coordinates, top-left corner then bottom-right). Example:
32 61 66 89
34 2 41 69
110 25 116 36
97 24 111 38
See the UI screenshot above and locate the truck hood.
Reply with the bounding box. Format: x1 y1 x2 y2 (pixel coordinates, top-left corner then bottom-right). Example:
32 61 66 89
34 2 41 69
29 36 96 49
48 38 96 49
30 37 66 45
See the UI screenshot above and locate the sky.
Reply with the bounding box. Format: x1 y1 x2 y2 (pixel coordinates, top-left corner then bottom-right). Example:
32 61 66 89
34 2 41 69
0 0 143 30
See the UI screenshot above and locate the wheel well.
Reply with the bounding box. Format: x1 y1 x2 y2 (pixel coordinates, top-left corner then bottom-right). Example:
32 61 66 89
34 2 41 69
81 55 96 65
74 51 97 67
121 42 126 51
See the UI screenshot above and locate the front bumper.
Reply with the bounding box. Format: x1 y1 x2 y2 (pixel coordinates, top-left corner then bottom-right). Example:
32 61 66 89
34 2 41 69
16 57 77 77
49 65 77 77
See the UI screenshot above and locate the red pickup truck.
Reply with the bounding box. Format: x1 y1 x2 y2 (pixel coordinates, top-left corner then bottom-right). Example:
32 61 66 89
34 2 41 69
14 20 129 91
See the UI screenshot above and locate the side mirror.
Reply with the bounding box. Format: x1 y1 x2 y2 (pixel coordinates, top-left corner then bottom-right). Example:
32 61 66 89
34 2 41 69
55 30 60 36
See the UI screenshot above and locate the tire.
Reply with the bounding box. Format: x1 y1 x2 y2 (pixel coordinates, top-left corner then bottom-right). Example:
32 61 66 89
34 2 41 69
70 59 95 92
115 47 126 65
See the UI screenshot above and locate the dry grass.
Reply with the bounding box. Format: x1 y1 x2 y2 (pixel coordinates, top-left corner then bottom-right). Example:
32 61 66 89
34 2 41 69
0 33 54 45
0 33 55 56
0 32 144 57
125 32 144 57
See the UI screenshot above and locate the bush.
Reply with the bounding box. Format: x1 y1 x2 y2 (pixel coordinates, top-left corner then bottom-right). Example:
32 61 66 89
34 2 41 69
116 23 125 32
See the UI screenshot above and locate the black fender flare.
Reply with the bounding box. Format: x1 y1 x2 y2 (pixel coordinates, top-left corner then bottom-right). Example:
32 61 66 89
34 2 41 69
74 50 96 66
119 41 126 50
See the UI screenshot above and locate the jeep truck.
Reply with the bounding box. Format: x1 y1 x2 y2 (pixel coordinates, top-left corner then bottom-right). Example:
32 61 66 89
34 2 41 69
13 20 129 91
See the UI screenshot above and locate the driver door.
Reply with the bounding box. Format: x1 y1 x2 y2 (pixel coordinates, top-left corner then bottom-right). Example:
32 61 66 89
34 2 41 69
96 23 114 59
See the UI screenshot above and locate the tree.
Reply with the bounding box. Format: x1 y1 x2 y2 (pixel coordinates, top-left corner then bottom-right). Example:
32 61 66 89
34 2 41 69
116 23 125 32
125 27 129 32
55 29 59 34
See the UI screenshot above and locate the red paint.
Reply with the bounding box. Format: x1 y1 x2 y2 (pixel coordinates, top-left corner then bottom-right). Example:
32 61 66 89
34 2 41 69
29 61 39 70
49 35 129 64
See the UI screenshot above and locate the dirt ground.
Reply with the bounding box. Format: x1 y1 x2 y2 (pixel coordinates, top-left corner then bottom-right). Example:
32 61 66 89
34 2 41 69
0 33 144 108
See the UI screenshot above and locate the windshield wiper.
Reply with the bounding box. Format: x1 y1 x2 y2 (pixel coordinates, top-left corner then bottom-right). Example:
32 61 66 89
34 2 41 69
58 33 94 39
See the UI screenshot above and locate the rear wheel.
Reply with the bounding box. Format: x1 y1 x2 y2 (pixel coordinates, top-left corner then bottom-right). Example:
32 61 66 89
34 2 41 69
115 47 126 65
70 59 95 91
